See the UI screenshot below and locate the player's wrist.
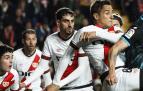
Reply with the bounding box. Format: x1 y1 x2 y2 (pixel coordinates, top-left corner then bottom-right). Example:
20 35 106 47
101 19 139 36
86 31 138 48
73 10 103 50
20 82 26 88
52 83 60 89
109 69 115 75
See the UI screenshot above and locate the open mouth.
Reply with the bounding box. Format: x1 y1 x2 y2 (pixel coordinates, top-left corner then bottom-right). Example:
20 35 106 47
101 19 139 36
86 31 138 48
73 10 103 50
9 65 12 68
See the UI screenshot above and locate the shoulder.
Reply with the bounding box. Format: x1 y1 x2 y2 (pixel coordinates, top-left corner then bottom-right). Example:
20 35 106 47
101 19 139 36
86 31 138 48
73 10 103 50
45 32 58 41
36 49 42 55
13 48 22 55
79 25 102 32
44 32 59 44
13 49 23 60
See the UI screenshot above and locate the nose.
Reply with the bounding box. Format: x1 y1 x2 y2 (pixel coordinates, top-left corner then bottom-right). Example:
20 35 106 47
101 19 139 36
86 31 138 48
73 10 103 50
111 14 113 19
68 21 73 27
9 59 12 65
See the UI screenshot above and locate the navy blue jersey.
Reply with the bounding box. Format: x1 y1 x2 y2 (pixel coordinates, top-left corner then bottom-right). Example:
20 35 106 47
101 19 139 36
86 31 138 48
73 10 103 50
122 27 143 69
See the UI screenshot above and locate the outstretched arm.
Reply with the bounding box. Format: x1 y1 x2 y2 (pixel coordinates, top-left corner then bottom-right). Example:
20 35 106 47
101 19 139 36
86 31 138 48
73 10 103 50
80 26 123 43
106 38 128 85
72 26 123 48
22 58 52 87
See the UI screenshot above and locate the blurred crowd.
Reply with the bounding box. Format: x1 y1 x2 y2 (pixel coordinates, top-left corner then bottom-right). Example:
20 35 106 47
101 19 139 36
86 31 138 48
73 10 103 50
0 0 143 50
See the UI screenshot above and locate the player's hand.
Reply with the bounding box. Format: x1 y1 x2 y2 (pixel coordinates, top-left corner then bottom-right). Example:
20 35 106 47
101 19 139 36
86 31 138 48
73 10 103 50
105 72 117 85
80 32 96 42
20 82 26 88
45 84 60 91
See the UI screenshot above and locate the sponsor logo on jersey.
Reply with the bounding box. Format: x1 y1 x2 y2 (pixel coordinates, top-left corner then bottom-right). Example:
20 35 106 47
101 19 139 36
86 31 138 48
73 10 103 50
2 82 9 87
124 29 135 39
32 62 38 68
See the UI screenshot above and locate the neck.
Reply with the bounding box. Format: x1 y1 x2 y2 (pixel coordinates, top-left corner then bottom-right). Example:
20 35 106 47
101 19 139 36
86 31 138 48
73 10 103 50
23 48 36 57
95 23 109 29
0 70 6 76
59 31 74 41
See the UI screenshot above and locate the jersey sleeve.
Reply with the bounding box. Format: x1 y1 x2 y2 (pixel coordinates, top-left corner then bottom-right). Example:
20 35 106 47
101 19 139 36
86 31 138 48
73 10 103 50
10 69 19 90
95 27 123 43
42 38 52 58
24 58 52 86
42 69 52 87
121 28 136 47
71 25 123 48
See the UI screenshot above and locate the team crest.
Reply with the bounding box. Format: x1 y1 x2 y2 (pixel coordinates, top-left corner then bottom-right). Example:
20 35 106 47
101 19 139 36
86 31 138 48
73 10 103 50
124 28 135 39
2 82 9 87
32 63 38 68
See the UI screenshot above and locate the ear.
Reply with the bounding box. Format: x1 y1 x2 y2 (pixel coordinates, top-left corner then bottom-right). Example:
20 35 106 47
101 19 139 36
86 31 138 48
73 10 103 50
56 20 60 27
22 39 24 45
93 13 99 20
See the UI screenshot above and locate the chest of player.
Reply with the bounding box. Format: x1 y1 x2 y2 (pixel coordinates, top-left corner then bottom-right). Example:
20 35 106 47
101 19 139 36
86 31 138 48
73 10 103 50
15 55 40 72
51 41 69 58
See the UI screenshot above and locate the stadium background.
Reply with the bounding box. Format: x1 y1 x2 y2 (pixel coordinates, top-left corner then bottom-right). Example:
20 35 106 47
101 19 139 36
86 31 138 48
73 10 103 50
0 0 142 50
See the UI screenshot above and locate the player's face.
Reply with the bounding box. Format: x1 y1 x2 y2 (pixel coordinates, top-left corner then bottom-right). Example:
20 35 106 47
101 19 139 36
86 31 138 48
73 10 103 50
96 5 113 28
0 52 13 72
23 33 37 52
58 14 74 35
112 19 121 27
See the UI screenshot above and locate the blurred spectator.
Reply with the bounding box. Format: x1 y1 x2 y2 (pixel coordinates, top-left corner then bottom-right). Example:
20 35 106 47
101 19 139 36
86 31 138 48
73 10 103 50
78 0 93 24
0 0 142 50
0 0 15 19
14 8 25 50
137 0 143 13
25 19 33 29
35 21 50 50
0 23 15 47
74 9 85 30
112 0 142 23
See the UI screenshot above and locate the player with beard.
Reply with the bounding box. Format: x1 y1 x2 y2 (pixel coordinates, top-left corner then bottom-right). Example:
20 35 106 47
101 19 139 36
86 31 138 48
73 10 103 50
20 8 93 91
12 29 50 91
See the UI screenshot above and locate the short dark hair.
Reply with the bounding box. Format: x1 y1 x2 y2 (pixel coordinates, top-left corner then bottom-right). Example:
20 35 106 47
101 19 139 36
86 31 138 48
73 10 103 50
90 0 111 16
90 0 111 23
55 7 74 20
0 45 13 59
22 29 36 39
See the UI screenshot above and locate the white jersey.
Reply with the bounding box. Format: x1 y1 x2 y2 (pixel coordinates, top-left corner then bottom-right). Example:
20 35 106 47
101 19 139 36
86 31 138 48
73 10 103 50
53 47 93 91
71 25 125 74
12 48 42 91
42 32 77 71
102 68 140 91
0 68 19 91
24 31 93 91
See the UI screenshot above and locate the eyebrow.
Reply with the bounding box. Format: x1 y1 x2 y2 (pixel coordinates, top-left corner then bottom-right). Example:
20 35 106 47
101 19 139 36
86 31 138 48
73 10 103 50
3 55 11 57
104 9 113 12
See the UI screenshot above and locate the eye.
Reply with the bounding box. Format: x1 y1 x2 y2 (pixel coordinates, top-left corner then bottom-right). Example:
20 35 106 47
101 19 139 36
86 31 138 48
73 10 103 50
5 56 10 60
